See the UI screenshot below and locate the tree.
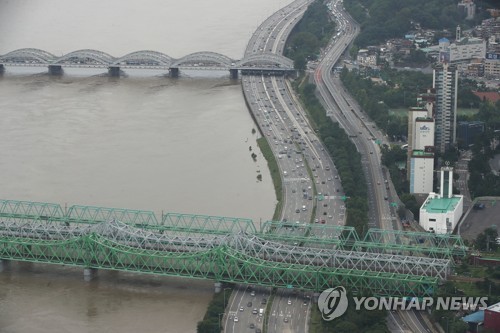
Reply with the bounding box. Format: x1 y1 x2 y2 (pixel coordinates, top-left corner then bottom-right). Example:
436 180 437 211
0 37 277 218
475 227 499 251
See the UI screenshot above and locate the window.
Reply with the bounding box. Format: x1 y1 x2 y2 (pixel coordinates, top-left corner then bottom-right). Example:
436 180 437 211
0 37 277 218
429 218 436 222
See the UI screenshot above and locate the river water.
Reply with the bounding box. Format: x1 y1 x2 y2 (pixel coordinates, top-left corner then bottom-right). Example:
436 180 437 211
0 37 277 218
0 0 291 331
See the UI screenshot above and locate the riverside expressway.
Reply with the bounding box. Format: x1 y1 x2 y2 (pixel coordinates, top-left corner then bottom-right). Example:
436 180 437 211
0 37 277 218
224 0 348 332
313 1 438 332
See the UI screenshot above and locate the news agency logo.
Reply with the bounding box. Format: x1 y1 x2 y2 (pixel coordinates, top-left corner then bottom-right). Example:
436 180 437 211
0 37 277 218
420 125 430 131
318 286 489 321
317 286 349 321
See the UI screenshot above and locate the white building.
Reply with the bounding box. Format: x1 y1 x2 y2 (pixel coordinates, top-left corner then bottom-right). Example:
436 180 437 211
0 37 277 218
457 0 476 20
449 37 486 63
414 118 435 150
419 167 464 234
410 150 434 194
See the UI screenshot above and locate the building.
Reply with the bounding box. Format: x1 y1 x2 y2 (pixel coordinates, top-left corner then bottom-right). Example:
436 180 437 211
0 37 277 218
433 63 458 153
457 0 476 20
419 166 464 234
356 49 377 67
485 302 500 332
448 37 486 63
484 52 500 78
414 118 435 149
457 121 485 147
410 150 434 194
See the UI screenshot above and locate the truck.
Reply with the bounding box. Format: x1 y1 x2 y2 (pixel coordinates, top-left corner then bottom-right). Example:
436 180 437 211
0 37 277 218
259 308 264 316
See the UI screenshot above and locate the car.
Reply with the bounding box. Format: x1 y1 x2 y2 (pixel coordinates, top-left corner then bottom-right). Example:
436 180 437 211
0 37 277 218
234 317 239 322
250 291 256 296
261 298 267 304
321 219 326 224
256 329 262 333
284 317 289 323
249 323 255 329
370 151 373 154
295 209 300 213
287 300 292 305
247 301 252 307
252 308 258 314
240 307 244 312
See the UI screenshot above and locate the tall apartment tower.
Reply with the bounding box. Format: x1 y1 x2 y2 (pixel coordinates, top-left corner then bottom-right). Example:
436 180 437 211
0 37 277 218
433 63 458 153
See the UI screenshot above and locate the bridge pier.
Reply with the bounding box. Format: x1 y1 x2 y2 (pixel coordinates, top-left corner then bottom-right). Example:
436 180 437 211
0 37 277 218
229 68 238 80
108 66 120 77
0 260 10 272
48 65 63 75
214 282 222 293
0 64 4 74
169 67 179 78
83 268 97 282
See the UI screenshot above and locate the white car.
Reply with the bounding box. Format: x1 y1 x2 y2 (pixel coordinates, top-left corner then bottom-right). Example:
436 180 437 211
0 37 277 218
234 317 239 322
287 300 292 305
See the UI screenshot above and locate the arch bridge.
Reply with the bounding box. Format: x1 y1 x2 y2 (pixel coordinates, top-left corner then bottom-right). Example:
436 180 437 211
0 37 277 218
0 49 296 77
0 199 467 297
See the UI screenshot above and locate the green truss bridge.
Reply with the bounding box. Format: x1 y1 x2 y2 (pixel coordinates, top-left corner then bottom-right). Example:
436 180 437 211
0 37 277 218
0 199 467 297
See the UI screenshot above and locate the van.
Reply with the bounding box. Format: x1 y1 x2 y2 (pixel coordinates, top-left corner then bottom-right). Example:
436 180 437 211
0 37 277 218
302 205 306 211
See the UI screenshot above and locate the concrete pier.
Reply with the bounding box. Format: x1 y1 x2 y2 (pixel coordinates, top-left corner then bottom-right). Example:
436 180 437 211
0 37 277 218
48 65 63 75
108 66 120 77
169 67 179 78
229 68 239 80
0 260 10 272
83 268 97 282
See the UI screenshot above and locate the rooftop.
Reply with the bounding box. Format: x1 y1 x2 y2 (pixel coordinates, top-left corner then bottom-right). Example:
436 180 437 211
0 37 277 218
462 310 484 323
422 195 462 214
487 301 500 313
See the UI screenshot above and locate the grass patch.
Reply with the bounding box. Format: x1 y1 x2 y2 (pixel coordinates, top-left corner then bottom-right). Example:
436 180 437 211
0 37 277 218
262 289 276 333
257 137 283 222
308 305 324 333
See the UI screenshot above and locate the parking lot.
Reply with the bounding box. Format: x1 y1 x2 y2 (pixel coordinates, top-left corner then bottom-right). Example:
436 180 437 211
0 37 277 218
459 198 500 242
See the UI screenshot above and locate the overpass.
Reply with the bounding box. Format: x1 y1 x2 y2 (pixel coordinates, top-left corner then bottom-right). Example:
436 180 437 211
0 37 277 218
0 199 467 297
0 48 295 78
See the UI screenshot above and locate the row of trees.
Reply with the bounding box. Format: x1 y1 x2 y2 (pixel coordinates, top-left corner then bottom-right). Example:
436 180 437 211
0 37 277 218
298 82 368 236
284 0 335 70
466 100 500 197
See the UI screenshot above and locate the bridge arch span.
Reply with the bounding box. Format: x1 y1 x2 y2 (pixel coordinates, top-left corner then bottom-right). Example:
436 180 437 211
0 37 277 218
112 50 174 67
237 53 294 69
53 49 115 66
171 51 236 68
0 48 56 64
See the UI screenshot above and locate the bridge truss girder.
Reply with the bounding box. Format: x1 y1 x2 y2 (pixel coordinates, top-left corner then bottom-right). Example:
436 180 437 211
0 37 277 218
260 221 359 249
170 51 235 69
53 49 115 66
112 50 173 68
0 228 437 297
0 48 56 64
236 52 294 69
361 228 468 259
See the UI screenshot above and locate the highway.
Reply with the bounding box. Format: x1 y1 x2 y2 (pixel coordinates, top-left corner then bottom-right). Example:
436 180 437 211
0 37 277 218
225 0 346 332
312 1 439 333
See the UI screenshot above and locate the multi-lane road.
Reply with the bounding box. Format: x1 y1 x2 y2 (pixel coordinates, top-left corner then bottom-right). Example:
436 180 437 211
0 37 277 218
224 0 439 332
224 0 347 332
